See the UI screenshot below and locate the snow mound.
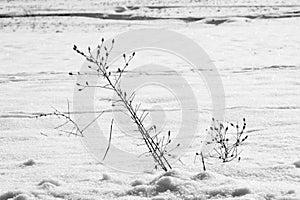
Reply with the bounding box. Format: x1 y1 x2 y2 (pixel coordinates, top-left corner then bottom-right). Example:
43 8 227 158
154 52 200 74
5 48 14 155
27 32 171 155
293 160 300 168
151 196 167 200
131 179 145 186
127 170 185 197
155 177 179 193
150 169 189 184
206 187 229 197
38 179 62 188
206 186 251 198
21 159 36 167
275 196 300 200
192 172 215 181
232 187 251 197
0 191 25 200
127 184 154 196
13 194 32 200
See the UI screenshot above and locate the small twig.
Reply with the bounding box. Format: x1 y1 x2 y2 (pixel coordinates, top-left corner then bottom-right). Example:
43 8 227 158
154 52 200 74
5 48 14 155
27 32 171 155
201 152 206 171
102 119 114 161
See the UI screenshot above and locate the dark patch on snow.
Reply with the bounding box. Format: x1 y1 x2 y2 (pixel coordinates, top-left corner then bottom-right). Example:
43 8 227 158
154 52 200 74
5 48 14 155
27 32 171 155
232 187 251 197
293 160 300 168
22 159 36 167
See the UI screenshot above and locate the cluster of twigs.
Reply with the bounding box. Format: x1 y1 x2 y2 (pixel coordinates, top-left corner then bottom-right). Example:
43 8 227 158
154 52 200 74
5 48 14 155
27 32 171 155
37 101 104 137
196 118 248 171
138 128 181 169
38 37 249 172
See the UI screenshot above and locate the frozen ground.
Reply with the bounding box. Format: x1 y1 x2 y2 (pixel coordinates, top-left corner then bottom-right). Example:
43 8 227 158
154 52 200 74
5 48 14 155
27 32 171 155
0 0 300 199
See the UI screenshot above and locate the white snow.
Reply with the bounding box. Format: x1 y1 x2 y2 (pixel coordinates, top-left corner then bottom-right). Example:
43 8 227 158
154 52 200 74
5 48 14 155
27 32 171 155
1 0 300 200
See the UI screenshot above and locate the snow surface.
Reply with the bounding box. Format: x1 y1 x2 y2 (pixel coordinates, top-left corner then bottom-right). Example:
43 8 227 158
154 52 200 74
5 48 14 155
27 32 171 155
0 0 300 199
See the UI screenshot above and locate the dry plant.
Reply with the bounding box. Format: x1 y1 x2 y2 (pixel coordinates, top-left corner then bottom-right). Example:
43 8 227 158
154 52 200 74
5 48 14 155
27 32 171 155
39 38 177 171
37 100 105 137
195 118 248 171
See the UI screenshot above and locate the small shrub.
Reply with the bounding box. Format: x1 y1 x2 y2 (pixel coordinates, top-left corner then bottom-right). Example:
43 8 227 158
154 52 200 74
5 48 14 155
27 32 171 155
196 118 248 171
